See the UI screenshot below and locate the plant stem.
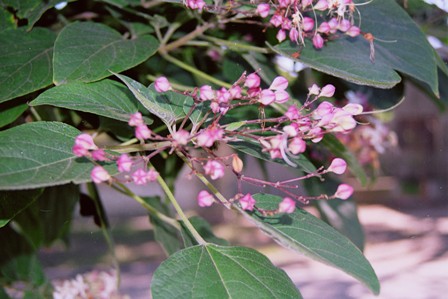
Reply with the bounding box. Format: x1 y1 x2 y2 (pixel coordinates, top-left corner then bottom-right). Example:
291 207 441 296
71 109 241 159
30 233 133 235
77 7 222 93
202 36 271 54
105 141 172 153
159 23 214 53
152 164 207 245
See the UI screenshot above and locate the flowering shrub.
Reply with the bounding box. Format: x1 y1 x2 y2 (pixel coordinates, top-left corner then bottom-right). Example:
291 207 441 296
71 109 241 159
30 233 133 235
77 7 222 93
0 0 445 298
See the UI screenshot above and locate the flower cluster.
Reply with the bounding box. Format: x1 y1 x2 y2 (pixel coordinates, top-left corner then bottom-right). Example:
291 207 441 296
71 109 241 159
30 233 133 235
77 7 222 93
73 72 359 216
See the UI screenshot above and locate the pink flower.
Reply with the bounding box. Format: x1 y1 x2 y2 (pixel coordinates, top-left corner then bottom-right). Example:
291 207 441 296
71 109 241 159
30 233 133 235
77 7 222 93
132 169 147 185
278 0 291 8
203 160 225 180
229 85 242 99
343 103 363 115
308 84 321 96
270 14 283 27
197 190 215 207
288 137 306 155
91 166 111 184
312 34 324 49
257 3 270 18
135 124 151 140
186 0 206 11
199 85 215 101
196 127 224 147
285 105 300 120
283 125 298 137
154 77 171 92
302 0 313 8
259 89 276 105
269 76 288 91
117 154 133 173
329 109 356 132
172 129 190 146
239 193 256 211
334 184 354 200
146 169 159 182
91 149 106 161
328 158 347 174
314 0 329 10
289 28 300 43
72 144 88 157
302 17 314 32
232 155 244 173
278 197 296 213
244 73 261 88
128 112 144 127
338 19 351 32
276 29 287 42
275 90 289 103
318 84 336 98
318 22 331 34
314 101 334 119
328 18 339 33
75 134 97 150
346 26 361 37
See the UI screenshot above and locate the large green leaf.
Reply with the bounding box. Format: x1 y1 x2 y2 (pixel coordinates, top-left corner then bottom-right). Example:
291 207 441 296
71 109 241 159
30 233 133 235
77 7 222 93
1 0 64 29
0 28 55 103
238 193 379 295
0 189 43 228
151 244 302 299
0 122 116 190
53 22 159 84
30 79 149 123
273 0 438 95
0 7 16 32
115 74 187 126
0 102 27 128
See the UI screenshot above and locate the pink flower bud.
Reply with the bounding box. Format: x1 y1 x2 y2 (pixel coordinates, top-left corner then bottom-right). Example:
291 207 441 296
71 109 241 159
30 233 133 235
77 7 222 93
343 103 363 115
278 0 291 8
328 158 347 174
288 137 306 154
197 190 214 207
197 127 224 147
203 160 225 180
281 19 292 31
334 184 354 200
302 17 314 32
312 34 324 49
308 83 321 96
314 101 334 118
117 154 133 173
259 89 276 105
338 19 351 32
128 112 144 127
146 169 159 182
275 90 289 103
229 85 242 99
270 14 283 27
318 84 336 98
276 29 287 43
257 3 270 18
346 26 361 37
239 193 256 211
91 166 111 184
135 124 152 140
314 0 329 11
91 149 106 161
245 73 261 88
278 197 296 213
283 125 298 137
172 129 190 146
199 85 215 101
232 155 244 173
154 77 171 92
328 18 339 33
72 144 88 157
318 22 331 34
289 28 300 43
301 0 313 8
285 105 300 120
132 168 148 185
270 76 288 91
75 133 97 150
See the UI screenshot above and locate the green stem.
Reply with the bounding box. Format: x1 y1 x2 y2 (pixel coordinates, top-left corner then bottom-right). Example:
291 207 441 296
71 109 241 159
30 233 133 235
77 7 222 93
159 23 214 53
105 141 171 154
202 36 271 54
152 164 207 245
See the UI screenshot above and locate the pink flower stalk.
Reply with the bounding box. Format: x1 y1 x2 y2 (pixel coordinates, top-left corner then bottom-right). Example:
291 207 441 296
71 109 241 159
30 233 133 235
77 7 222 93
91 166 111 184
197 190 215 207
154 77 171 92
259 89 276 105
314 0 329 11
278 197 296 213
276 29 287 42
318 84 336 98
117 154 133 173
327 158 347 174
239 193 256 211
196 127 224 147
270 76 288 91
334 184 354 200
245 73 261 88
203 160 225 180
257 3 270 18
274 90 289 104
135 124 152 140
146 169 159 182
132 169 147 185
91 149 106 161
302 17 314 32
172 129 190 146
200 85 215 101
288 137 306 155
128 112 144 127
346 26 361 37
312 34 324 49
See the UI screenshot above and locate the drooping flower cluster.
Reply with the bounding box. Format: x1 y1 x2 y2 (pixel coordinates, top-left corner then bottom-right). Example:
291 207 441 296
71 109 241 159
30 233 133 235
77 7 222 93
73 72 359 216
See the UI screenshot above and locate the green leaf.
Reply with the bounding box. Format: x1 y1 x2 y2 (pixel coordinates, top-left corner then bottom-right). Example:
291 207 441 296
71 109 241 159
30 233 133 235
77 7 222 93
0 7 16 32
1 0 63 29
53 22 159 84
30 79 151 123
273 0 438 95
229 138 317 174
238 193 379 295
115 73 187 126
151 244 302 299
14 184 79 248
180 216 229 247
0 28 55 103
0 121 116 190
0 102 27 128
183 97 207 130
0 189 43 228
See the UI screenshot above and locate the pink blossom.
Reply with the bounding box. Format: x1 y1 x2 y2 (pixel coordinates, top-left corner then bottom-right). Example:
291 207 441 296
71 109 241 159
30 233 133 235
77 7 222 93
75 134 97 150
200 85 215 101
135 124 152 140
289 28 300 43
72 144 88 157
328 158 347 174
239 193 256 211
270 76 288 91
338 19 351 32
146 169 159 182
186 0 206 11
328 18 339 33
197 190 215 207
216 87 231 104
275 90 289 103
318 22 331 34
278 197 296 213
154 77 171 92
302 17 314 32
117 154 133 173
128 112 144 127
259 89 276 105
346 26 361 37
343 103 363 115
285 105 300 120
247 87 261 97
308 127 324 143
288 137 306 154
203 160 225 180
334 184 354 200
91 166 111 184
283 125 298 137
329 109 356 132
319 84 336 98
314 0 329 10
276 29 287 42
172 129 190 146
229 85 242 99
91 149 106 161
257 3 270 18
308 84 321 96
232 155 244 173
278 0 291 8
245 73 261 88
196 127 224 147
281 19 292 31
314 101 334 118
312 34 324 49
270 14 283 27
301 0 313 8
132 169 147 185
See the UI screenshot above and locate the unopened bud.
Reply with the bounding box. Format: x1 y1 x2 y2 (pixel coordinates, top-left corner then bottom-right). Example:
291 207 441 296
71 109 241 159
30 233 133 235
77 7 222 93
232 155 244 173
